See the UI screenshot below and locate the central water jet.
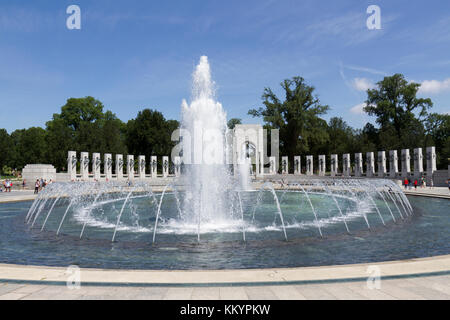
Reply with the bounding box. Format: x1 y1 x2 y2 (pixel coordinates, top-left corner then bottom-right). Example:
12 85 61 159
180 56 233 235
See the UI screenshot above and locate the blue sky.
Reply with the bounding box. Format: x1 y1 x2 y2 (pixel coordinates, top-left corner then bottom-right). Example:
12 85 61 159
0 0 449 132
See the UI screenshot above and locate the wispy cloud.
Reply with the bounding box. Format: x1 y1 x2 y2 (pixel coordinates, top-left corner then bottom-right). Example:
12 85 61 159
339 62 384 94
350 103 366 115
418 78 450 94
352 78 376 92
343 64 386 76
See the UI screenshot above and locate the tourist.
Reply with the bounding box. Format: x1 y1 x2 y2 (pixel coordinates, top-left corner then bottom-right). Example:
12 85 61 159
5 179 11 192
403 178 408 190
22 179 26 189
421 176 426 188
414 179 418 189
34 179 40 194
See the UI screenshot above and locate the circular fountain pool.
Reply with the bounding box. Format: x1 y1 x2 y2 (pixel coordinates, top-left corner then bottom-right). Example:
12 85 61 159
0 180 448 270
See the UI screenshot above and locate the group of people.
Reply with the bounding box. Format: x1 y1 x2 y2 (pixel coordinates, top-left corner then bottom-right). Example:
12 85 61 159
1 179 13 192
403 176 434 190
34 178 52 194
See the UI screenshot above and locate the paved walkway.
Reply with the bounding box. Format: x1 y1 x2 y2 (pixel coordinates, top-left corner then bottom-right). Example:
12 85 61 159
0 256 449 300
0 274 449 300
1 255 449 285
403 186 450 198
0 190 36 203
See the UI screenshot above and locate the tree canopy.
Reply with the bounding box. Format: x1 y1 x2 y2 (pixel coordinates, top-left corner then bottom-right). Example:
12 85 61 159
1 73 448 175
364 74 433 149
249 76 329 169
45 96 127 170
227 118 242 130
126 108 179 159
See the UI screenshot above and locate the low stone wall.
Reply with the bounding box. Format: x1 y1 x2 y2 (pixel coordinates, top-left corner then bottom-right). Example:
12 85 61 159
55 173 70 182
433 169 449 187
22 164 56 182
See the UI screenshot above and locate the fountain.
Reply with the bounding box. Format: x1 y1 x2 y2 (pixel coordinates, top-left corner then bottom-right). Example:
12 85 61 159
24 57 415 243
5 56 448 271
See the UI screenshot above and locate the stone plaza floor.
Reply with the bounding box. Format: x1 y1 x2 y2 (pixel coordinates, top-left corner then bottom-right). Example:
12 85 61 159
0 274 449 300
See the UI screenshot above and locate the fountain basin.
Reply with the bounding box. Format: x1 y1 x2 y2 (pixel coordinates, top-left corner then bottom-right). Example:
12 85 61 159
0 180 448 270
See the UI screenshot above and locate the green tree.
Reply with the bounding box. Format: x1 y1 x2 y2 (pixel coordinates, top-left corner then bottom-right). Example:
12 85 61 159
46 97 127 171
327 117 355 155
227 118 242 129
424 113 450 169
249 76 329 171
364 74 432 149
356 123 378 155
10 127 48 170
0 129 15 171
46 117 75 171
58 96 104 131
126 109 179 162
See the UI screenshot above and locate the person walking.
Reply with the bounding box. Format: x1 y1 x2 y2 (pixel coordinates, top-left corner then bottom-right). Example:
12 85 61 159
403 178 408 190
414 179 418 190
421 176 426 188
22 179 26 189
34 179 40 194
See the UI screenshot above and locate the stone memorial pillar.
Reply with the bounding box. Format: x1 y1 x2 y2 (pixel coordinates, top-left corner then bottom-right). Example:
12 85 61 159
127 155 134 180
343 154 351 176
116 154 123 180
269 156 276 174
92 153 101 181
174 156 181 177
104 153 112 181
426 146 436 184
257 152 264 177
330 154 338 177
163 156 169 177
306 155 313 175
413 148 423 179
138 155 146 179
80 152 89 181
151 156 157 178
67 151 77 181
366 152 375 177
281 156 288 174
377 151 386 177
294 156 301 175
389 150 398 178
354 153 363 177
318 155 326 176
401 149 410 178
